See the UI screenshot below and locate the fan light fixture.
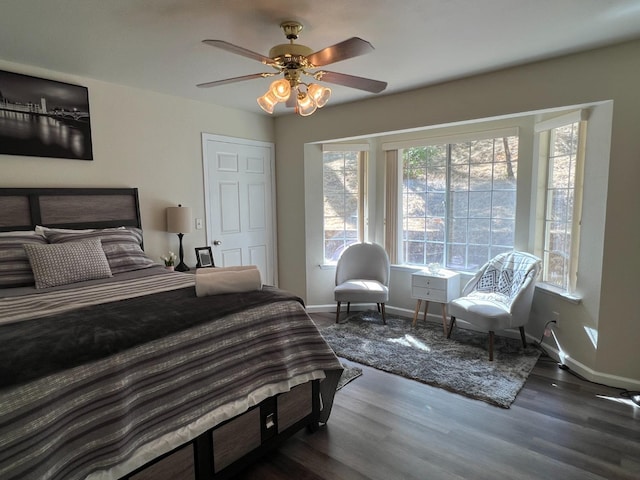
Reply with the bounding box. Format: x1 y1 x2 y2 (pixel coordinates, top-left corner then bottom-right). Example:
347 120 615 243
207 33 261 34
197 21 387 117
257 78 331 116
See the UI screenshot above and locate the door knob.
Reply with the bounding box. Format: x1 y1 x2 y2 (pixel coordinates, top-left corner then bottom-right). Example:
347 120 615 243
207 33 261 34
213 240 222 246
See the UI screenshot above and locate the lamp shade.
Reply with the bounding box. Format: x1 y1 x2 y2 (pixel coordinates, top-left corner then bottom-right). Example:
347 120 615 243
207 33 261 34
166 205 192 233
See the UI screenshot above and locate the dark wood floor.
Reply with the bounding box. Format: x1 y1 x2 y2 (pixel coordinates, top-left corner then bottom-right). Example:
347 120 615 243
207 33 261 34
235 312 640 480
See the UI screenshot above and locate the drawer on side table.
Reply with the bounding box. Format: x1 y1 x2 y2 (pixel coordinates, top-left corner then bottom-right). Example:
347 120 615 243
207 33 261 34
411 269 461 332
411 286 448 303
411 270 460 303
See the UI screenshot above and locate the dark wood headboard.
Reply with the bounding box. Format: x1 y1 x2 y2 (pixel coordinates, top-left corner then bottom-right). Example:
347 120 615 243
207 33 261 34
0 188 142 232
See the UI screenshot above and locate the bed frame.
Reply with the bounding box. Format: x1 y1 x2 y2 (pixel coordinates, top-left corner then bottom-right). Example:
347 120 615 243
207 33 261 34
0 187 321 480
0 187 142 232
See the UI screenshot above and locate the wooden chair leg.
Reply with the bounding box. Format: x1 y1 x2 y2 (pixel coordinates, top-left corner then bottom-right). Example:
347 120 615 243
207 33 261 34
347 302 351 314
412 300 422 327
519 326 527 349
446 316 456 338
381 303 386 324
488 331 494 361
439 304 448 336
335 302 341 323
377 303 381 313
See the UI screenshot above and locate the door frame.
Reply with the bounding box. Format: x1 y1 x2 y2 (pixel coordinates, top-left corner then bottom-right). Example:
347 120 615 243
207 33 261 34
201 133 278 286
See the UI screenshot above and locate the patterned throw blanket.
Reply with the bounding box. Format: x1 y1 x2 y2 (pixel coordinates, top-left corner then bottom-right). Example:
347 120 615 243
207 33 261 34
0 271 342 480
473 251 541 304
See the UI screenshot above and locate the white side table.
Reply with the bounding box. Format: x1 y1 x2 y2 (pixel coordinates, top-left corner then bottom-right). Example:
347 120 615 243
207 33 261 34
411 269 460 334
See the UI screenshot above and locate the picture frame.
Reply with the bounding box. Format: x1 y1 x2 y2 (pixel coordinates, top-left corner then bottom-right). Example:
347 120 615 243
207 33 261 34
195 246 215 268
0 69 93 160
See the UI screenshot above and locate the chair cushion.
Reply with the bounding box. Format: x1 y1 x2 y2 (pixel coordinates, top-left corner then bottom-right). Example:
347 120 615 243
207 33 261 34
448 295 512 331
334 279 389 303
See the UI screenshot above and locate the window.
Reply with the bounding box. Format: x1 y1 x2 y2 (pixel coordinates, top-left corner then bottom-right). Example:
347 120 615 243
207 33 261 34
399 133 518 271
323 150 364 263
538 119 585 293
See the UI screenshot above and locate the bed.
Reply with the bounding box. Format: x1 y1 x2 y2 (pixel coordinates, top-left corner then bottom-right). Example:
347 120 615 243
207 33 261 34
0 187 343 480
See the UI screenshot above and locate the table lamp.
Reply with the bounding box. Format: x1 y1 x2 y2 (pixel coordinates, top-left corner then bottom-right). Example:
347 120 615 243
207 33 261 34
166 204 192 272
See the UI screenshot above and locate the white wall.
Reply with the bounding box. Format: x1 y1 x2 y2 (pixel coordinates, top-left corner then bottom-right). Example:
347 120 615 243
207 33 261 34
275 39 640 388
0 59 275 266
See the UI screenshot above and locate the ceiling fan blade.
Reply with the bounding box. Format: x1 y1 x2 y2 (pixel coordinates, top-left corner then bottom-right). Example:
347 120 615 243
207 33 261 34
197 73 274 88
306 37 374 67
314 70 387 93
202 39 274 65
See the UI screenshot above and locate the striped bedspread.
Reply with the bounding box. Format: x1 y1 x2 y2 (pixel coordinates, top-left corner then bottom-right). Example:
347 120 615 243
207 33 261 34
0 269 196 326
0 271 343 480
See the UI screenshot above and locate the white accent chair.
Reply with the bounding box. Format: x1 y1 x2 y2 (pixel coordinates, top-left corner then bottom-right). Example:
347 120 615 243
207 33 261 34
334 242 390 324
447 251 542 361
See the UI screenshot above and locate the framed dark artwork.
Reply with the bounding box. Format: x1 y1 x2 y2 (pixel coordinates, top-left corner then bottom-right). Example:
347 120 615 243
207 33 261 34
195 246 215 268
0 69 93 160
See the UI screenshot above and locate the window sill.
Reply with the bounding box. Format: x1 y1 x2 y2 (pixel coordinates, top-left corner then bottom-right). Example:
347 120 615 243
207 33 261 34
536 283 582 304
390 264 426 273
318 263 336 270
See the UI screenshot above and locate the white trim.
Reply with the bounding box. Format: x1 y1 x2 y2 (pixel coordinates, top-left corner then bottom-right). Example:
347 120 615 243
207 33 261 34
322 143 370 152
536 283 582 304
304 303 415 319
538 342 640 391
534 109 590 132
201 133 278 286
381 127 518 151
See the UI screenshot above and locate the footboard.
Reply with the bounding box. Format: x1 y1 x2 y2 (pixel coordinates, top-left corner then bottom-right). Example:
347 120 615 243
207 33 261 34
125 380 320 480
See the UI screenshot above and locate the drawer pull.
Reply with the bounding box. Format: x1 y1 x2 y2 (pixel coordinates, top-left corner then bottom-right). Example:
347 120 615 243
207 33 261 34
265 413 275 430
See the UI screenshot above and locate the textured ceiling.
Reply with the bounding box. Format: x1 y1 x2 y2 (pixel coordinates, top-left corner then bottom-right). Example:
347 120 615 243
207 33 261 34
1 0 640 116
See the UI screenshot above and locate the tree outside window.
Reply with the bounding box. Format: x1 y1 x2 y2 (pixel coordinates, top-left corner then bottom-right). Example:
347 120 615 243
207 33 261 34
542 122 583 292
401 135 518 270
323 150 362 263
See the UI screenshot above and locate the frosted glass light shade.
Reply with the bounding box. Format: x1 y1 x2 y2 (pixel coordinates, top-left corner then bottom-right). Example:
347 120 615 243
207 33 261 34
269 79 291 102
296 93 317 116
166 205 192 233
307 83 331 108
257 91 277 114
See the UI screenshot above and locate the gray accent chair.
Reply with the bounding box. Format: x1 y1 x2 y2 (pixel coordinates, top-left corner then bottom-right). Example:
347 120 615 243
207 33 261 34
447 251 542 361
334 242 390 324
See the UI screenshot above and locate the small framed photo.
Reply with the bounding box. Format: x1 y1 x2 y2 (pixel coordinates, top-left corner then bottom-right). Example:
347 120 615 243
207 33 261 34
195 246 215 268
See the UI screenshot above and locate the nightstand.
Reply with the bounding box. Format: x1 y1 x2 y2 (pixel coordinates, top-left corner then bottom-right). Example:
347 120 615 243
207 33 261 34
411 269 460 334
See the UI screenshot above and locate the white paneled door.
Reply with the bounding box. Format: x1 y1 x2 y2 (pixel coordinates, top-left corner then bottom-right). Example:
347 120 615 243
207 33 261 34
202 134 276 286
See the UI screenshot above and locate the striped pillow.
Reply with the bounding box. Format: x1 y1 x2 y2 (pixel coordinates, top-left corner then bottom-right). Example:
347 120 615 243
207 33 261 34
24 239 113 289
44 227 156 274
0 231 48 288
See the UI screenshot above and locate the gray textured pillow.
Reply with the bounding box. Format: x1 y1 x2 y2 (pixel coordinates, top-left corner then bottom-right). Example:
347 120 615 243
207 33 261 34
44 227 156 274
0 231 48 288
24 239 113 289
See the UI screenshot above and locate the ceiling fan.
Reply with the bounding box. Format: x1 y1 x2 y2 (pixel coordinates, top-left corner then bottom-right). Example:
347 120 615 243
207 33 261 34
197 21 387 116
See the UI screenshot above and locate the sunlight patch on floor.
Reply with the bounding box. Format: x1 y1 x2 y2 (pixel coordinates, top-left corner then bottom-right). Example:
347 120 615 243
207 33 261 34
596 394 639 410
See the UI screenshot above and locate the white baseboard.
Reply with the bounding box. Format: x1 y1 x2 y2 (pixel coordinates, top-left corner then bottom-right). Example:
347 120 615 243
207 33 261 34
306 304 640 392
305 303 414 317
533 341 640 391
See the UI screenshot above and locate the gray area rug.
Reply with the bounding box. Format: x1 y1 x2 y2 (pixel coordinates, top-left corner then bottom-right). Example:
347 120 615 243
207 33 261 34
321 311 540 408
336 363 362 390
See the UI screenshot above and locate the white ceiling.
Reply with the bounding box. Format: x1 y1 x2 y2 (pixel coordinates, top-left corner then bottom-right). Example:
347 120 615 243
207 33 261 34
2 0 640 116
